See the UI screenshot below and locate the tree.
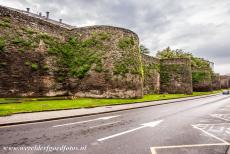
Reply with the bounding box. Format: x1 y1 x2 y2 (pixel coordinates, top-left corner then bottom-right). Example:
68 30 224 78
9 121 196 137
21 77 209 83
156 47 212 71
140 44 150 55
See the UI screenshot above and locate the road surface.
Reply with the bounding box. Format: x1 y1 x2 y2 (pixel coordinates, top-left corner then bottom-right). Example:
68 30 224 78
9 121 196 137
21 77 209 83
1 94 230 154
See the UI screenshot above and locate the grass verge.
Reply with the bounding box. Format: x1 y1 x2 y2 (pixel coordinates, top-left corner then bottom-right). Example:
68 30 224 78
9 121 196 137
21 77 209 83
0 91 221 116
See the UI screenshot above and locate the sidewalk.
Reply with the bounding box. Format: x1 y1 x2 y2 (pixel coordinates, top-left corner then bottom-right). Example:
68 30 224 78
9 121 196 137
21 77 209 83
0 93 220 126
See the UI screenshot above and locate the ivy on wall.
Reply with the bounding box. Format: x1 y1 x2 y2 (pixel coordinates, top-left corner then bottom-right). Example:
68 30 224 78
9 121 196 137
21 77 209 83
48 36 105 78
114 36 141 76
0 37 5 52
192 71 211 84
1 16 141 80
160 64 190 84
143 63 160 77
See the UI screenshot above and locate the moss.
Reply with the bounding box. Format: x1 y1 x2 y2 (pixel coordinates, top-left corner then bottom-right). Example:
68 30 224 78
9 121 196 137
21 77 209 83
48 36 105 78
114 63 129 75
143 63 160 77
95 61 103 72
0 20 11 28
113 36 141 76
24 27 37 35
97 32 110 40
118 36 134 50
2 17 11 23
160 64 189 84
37 32 52 40
43 65 49 70
0 37 5 52
24 61 30 66
192 71 211 84
11 37 32 47
113 49 141 76
31 63 38 71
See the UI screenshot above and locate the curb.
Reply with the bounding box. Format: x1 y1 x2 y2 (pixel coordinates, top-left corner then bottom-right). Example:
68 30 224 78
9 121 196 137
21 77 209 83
0 93 221 127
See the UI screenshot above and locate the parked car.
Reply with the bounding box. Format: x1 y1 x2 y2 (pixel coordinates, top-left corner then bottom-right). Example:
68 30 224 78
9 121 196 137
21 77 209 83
222 90 230 95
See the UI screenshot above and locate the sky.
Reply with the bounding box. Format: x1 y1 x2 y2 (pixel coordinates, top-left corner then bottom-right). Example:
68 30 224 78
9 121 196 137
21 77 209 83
0 0 230 75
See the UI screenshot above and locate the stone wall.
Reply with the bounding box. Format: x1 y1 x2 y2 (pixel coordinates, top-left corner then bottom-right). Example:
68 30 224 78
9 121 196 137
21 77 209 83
160 58 193 94
212 73 221 90
0 5 143 98
220 75 230 89
141 54 160 94
192 69 213 92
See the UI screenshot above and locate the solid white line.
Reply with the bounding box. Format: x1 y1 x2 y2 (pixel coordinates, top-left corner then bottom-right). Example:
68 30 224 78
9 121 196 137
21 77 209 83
90 121 121 129
97 120 162 142
192 124 230 144
151 143 228 150
53 119 101 127
52 115 120 128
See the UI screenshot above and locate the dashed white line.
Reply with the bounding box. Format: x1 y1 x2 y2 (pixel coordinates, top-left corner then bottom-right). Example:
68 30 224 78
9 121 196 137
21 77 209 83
90 121 121 129
52 115 120 128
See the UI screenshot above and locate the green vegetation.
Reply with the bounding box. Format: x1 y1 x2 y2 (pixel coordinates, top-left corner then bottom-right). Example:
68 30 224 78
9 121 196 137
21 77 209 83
160 64 189 84
118 36 134 50
31 63 38 71
48 35 104 78
156 47 212 71
157 47 213 86
143 63 160 77
12 37 32 47
192 71 211 84
114 36 141 76
140 44 150 55
95 32 110 40
0 37 5 52
24 27 37 35
0 91 221 116
24 61 30 66
0 19 11 28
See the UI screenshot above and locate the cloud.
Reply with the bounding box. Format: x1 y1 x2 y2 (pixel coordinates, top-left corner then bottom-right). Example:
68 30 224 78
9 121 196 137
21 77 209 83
0 0 230 74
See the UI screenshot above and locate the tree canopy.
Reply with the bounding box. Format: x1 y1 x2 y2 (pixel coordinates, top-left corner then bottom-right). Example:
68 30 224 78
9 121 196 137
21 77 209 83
140 44 150 55
156 47 212 71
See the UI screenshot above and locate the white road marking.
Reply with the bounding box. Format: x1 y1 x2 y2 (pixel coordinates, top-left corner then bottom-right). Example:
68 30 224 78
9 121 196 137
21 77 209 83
52 115 120 128
89 121 121 129
211 114 230 121
192 124 230 144
97 120 163 142
152 143 228 149
150 143 229 154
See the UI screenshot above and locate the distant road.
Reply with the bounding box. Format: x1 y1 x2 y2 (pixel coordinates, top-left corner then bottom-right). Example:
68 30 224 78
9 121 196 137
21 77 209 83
1 94 230 154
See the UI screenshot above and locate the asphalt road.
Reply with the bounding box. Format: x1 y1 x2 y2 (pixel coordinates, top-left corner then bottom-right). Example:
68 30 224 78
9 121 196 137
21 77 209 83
1 94 230 154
